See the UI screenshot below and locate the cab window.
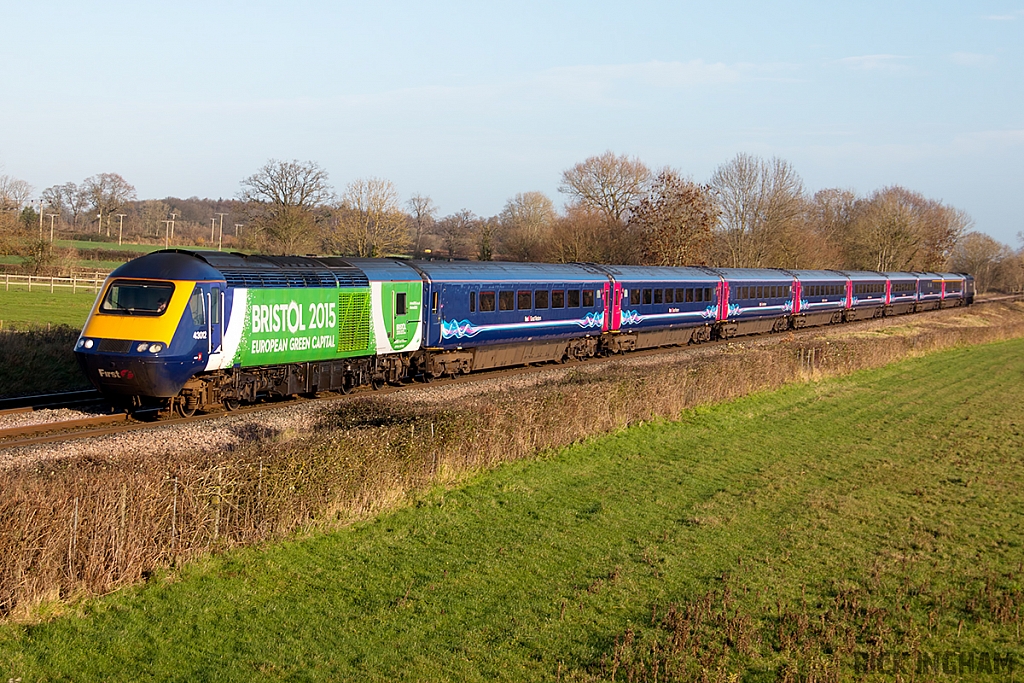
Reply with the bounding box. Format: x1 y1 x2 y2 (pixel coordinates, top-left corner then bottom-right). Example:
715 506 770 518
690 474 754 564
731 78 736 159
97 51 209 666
99 280 175 316
188 287 206 326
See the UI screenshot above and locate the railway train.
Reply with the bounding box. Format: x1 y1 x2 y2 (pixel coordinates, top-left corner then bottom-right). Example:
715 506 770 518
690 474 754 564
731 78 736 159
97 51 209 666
74 249 974 415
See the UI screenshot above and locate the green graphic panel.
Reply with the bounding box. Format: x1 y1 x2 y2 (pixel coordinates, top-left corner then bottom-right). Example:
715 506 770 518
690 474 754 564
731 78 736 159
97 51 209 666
338 290 372 353
237 287 373 367
380 281 422 352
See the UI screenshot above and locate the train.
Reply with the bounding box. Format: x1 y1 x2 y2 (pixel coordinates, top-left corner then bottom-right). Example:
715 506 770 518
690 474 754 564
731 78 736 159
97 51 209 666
74 249 975 415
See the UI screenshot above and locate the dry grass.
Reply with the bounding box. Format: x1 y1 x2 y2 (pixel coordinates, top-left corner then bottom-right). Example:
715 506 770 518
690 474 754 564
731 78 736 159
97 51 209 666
1 303 1023 619
0 325 90 397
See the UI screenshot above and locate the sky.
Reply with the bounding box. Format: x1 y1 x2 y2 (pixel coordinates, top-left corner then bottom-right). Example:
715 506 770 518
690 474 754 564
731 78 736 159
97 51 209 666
1 0 1022 245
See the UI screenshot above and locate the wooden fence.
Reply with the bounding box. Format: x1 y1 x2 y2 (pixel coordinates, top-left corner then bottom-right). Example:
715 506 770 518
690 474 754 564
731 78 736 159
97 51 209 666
2 272 107 294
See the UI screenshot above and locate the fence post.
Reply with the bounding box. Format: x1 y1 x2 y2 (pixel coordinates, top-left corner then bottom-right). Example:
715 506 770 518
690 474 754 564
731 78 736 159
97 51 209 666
28 275 31 292
51 276 55 293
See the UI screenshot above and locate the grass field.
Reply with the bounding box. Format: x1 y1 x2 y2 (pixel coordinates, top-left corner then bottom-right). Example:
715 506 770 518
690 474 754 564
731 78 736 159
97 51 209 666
0 288 100 330
1 338 1021 681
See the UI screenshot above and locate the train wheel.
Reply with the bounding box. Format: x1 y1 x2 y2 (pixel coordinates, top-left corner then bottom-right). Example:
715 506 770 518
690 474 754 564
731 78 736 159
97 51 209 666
371 376 385 391
223 398 240 411
177 401 197 418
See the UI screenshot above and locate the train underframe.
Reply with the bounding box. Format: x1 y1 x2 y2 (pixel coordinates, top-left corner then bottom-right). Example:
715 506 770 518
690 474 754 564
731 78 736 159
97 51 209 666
162 298 965 416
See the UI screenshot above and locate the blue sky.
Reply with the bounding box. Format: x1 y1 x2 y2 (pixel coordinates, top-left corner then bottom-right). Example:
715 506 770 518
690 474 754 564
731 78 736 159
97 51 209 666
1 1 1022 244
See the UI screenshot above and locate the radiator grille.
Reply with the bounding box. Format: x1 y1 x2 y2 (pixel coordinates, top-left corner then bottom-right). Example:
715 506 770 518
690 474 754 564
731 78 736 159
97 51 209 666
97 339 133 353
337 291 372 353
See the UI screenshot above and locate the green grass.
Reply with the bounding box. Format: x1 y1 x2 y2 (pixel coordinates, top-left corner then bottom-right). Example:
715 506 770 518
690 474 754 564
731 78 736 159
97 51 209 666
0 288 100 330
55 240 161 253
1 340 1022 681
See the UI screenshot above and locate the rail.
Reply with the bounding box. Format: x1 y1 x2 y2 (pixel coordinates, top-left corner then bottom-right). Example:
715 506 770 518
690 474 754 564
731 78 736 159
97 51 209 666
2 273 106 294
0 389 105 413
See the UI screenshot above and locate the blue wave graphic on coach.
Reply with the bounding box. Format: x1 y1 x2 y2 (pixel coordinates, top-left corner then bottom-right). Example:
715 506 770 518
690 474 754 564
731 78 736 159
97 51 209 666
441 319 480 339
620 309 642 326
702 304 718 320
576 312 604 329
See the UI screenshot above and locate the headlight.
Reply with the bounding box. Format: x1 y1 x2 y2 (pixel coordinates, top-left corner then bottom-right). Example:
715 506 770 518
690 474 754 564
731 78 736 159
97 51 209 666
149 344 163 353
83 339 94 349
136 342 150 352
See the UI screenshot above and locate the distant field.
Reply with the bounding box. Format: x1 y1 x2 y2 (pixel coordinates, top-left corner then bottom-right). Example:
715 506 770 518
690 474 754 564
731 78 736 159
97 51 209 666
54 240 155 253
2 339 1020 681
0 288 99 330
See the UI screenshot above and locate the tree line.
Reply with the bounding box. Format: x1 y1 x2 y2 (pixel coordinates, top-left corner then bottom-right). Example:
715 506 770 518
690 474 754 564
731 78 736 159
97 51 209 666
2 153 1022 292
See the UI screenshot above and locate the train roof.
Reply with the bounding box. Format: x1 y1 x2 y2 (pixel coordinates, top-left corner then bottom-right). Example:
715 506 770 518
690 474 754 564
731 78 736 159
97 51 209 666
133 250 369 288
343 258 421 281
595 265 719 282
835 270 888 281
710 267 793 281
409 260 607 283
109 250 224 282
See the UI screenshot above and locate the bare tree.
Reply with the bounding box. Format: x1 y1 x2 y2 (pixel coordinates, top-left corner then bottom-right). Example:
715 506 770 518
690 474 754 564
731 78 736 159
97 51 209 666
238 159 333 254
844 187 923 271
406 194 437 257
328 177 409 257
475 217 497 261
498 191 555 261
83 173 137 234
433 210 477 259
843 186 970 272
559 151 651 225
0 174 34 212
793 188 857 269
627 170 718 266
549 206 610 264
948 231 1012 293
710 154 804 268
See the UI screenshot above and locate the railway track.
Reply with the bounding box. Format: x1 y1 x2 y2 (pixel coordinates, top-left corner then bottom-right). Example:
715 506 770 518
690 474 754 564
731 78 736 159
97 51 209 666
1 296 1020 451
0 388 105 413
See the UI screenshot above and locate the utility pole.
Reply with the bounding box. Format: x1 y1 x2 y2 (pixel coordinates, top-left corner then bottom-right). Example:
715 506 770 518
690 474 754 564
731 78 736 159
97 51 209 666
169 212 178 241
216 212 228 252
211 218 217 244
38 199 43 239
47 214 58 243
161 219 173 249
116 213 127 246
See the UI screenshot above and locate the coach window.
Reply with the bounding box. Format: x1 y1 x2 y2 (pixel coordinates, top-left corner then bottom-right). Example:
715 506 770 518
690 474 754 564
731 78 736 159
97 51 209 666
469 291 476 313
664 288 673 303
551 290 564 308
396 292 407 316
568 290 581 307
697 288 706 303
629 289 640 306
480 291 495 312
535 290 549 309
211 287 221 325
582 290 595 307
704 288 713 301
642 289 652 305
500 291 514 311
654 289 663 304
675 288 686 302
684 288 694 302
189 287 206 326
518 290 532 310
